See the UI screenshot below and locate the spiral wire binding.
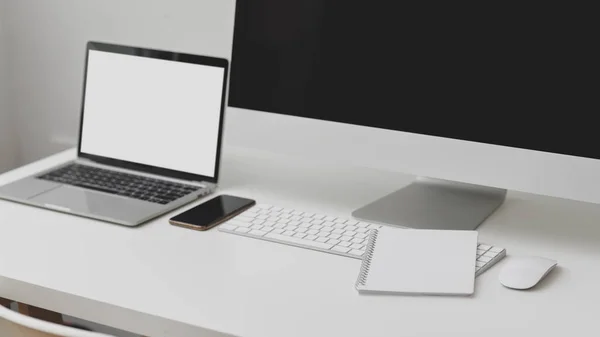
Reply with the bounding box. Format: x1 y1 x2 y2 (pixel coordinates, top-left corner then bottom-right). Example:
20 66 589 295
355 228 380 288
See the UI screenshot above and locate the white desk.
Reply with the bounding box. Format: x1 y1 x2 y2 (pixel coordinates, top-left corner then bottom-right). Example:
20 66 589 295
1 147 598 337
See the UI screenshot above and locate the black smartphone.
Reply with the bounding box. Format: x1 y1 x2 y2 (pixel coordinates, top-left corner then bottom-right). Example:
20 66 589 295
169 194 256 231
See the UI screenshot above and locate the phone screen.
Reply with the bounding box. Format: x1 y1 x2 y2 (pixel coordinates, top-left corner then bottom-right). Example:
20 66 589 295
170 195 255 228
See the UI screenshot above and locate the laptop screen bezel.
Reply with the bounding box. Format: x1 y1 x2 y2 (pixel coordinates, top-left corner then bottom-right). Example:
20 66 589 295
77 41 229 184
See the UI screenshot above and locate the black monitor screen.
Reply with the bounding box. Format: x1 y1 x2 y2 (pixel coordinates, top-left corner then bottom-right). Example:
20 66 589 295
229 2 595 160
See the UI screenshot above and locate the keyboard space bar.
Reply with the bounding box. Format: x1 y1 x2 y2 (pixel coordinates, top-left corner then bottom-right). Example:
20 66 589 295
264 233 334 250
66 182 118 195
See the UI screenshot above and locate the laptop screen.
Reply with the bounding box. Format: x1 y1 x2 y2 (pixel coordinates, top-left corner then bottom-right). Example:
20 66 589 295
79 48 226 180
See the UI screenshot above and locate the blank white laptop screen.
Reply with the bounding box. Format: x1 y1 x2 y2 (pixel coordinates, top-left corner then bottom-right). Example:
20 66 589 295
80 50 225 178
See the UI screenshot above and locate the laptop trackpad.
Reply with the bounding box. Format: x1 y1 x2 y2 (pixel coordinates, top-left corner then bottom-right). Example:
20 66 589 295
31 185 160 223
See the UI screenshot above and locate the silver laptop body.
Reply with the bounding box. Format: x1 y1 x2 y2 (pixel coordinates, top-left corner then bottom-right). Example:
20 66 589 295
0 41 229 227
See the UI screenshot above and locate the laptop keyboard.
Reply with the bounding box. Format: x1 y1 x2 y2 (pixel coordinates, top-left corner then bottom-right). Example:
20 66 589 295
38 164 202 204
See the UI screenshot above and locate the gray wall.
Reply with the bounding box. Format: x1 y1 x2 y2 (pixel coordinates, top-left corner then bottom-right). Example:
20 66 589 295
0 0 17 173
2 0 235 165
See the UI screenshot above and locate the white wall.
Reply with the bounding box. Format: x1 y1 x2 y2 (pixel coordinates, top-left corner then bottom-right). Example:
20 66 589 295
0 0 17 173
2 0 235 165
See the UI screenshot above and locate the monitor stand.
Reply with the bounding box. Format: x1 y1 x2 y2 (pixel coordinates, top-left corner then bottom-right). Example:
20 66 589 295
352 177 507 230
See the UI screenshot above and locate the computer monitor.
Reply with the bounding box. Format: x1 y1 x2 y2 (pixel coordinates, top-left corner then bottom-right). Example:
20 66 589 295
227 2 595 230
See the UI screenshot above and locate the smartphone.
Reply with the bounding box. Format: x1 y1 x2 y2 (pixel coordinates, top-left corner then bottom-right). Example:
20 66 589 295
169 194 256 231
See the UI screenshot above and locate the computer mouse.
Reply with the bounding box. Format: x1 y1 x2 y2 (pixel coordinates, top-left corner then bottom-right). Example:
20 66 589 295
499 256 557 290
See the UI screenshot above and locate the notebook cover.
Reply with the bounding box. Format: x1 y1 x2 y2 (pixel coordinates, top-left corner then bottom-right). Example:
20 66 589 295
355 227 478 296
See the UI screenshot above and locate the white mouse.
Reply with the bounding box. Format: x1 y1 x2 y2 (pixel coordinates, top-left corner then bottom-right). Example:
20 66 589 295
499 256 557 290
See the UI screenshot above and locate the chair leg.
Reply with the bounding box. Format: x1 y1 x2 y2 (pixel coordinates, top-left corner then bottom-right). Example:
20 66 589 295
0 297 12 307
17 302 64 325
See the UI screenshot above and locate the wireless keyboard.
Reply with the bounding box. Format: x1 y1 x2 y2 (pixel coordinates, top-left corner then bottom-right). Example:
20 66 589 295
219 204 506 276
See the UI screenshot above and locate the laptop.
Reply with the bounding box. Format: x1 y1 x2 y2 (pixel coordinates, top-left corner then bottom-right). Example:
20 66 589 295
0 41 229 226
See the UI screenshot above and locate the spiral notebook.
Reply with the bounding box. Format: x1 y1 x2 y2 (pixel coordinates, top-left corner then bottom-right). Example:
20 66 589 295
355 226 478 296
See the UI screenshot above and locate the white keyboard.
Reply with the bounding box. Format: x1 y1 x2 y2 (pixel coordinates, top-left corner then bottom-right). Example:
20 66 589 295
219 204 506 276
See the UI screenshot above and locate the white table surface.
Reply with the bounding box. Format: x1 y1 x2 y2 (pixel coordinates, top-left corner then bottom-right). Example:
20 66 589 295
1 146 598 337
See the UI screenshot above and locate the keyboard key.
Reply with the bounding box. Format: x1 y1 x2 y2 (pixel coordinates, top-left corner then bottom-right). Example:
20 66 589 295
355 233 368 239
293 233 307 239
313 214 326 220
274 223 286 229
350 243 363 250
328 233 341 240
266 233 334 250
341 236 353 242
250 230 267 237
272 228 285 234
322 226 334 232
263 221 276 227
257 215 269 220
356 227 369 233
351 237 364 244
289 220 301 226
327 239 340 245
478 256 492 263
344 230 357 237
315 237 330 243
262 226 274 233
307 229 319 235
349 249 364 257
252 219 265 225
317 232 329 237
242 211 259 218
489 246 504 253
299 222 312 228
285 225 298 231
478 244 492 251
236 215 255 223
323 221 335 227
334 218 347 224
345 220 358 226
357 222 369 228
345 225 358 231
484 251 499 258
305 235 317 241
296 228 308 233
301 217 313 223
337 241 351 247
235 227 251 233
333 223 346 229
290 215 302 221
310 224 324 230
331 246 351 253
311 219 324 226
332 228 345 234
324 216 336 221
292 210 304 216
